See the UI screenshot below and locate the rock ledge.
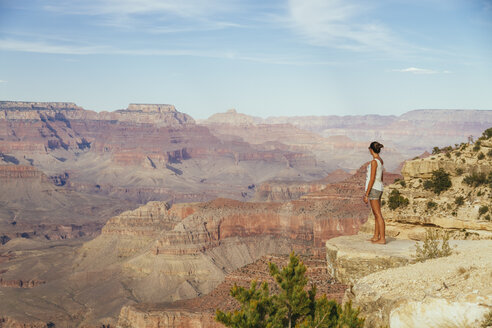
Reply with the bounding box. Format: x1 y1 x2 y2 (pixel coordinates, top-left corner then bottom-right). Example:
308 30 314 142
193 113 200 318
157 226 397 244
326 234 492 327
326 233 415 285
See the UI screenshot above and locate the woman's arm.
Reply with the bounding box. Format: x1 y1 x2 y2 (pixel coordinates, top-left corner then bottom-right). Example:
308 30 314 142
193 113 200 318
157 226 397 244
365 160 377 196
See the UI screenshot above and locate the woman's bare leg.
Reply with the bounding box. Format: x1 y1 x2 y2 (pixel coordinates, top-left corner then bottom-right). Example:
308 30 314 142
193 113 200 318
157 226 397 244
370 199 386 244
368 205 380 241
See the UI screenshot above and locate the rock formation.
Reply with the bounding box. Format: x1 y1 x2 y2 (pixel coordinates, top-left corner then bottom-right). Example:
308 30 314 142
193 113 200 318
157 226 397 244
253 169 351 202
265 109 492 151
0 164 372 327
360 136 492 240
0 101 327 205
325 131 492 327
1 102 491 327
201 110 408 172
0 164 136 241
326 234 492 327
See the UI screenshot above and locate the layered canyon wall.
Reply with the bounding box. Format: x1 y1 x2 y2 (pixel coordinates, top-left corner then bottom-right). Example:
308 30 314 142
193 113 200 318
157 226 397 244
0 101 324 205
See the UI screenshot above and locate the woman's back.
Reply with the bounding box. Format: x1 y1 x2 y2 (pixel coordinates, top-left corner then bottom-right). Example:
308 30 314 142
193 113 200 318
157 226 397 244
365 158 384 191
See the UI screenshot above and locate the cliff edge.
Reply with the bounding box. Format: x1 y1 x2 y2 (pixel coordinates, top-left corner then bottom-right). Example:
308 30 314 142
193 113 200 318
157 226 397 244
326 130 492 327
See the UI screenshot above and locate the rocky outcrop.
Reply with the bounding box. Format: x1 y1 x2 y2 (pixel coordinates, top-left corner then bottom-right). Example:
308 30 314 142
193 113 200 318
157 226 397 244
325 234 414 285
0 101 194 126
0 316 49 328
360 136 492 239
336 238 492 328
0 101 83 111
126 103 178 113
118 308 219 328
253 169 351 202
0 277 46 288
326 132 492 327
200 108 262 125
302 162 400 201
96 195 365 260
0 165 46 180
0 101 328 205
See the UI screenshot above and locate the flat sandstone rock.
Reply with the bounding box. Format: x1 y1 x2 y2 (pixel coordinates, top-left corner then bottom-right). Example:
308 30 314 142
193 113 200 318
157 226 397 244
325 233 416 284
326 234 492 327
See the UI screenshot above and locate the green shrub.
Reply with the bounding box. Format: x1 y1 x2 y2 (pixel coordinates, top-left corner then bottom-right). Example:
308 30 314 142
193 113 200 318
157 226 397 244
399 180 406 187
445 152 451 158
388 189 409 210
455 168 464 176
478 152 485 160
427 201 437 209
473 141 481 152
423 168 452 195
432 146 441 154
413 229 452 262
481 310 492 328
423 180 433 190
484 214 491 221
455 196 465 206
479 205 489 216
455 151 461 157
482 127 492 139
488 149 492 157
381 200 386 206
463 171 488 187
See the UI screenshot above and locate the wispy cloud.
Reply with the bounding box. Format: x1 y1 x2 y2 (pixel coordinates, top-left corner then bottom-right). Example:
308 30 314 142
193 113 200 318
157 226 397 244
44 0 237 17
284 0 403 53
0 38 336 66
0 38 111 55
0 80 7 83
392 67 438 74
42 0 244 33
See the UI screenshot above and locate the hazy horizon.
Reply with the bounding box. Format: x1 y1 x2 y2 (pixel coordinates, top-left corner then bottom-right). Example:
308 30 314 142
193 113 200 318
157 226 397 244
1 0 491 118
2 99 492 120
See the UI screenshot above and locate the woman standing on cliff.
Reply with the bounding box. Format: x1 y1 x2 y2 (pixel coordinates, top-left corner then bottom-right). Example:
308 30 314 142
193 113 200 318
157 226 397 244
363 141 386 244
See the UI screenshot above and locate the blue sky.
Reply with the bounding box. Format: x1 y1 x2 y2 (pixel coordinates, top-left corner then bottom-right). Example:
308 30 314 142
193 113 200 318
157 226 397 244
0 0 491 118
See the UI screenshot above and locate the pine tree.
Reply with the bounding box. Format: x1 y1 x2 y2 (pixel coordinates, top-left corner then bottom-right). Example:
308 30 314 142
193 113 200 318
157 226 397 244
268 252 312 328
215 252 365 328
215 280 273 328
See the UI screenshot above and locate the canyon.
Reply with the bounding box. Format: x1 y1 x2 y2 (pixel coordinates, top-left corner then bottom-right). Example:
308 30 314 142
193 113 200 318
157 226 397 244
201 108 492 172
1 101 492 327
0 164 135 242
0 102 325 207
0 160 378 327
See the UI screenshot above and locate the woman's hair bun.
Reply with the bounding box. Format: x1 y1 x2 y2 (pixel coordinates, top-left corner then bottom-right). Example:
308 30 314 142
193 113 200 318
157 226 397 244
369 141 384 154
